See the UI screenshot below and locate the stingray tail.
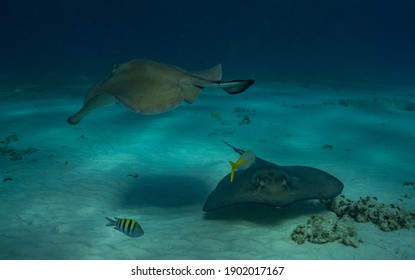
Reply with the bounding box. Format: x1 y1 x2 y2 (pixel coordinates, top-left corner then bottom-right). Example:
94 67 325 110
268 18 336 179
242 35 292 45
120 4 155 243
218 79 255 94
193 79 255 94
221 140 245 155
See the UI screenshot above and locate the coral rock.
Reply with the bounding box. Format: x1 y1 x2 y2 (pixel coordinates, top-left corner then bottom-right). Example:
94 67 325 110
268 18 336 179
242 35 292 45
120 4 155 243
291 212 362 247
322 195 415 232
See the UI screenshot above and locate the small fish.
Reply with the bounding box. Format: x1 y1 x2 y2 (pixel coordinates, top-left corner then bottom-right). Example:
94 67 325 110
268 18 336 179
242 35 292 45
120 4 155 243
105 217 144 237
229 149 256 182
210 111 220 119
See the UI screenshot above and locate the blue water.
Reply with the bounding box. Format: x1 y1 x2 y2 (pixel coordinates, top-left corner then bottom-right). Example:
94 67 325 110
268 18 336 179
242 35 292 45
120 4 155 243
1 0 415 260
1 0 414 85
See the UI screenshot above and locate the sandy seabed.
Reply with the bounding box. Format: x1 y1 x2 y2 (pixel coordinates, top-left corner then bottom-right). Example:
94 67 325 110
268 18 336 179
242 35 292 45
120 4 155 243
1 77 414 260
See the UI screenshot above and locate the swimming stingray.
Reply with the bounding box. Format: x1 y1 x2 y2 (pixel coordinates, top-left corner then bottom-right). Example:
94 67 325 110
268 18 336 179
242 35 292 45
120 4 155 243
203 141 344 211
67 59 255 124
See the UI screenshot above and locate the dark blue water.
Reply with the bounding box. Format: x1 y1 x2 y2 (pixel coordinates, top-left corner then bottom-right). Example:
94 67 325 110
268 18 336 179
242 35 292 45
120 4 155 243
1 0 415 261
1 0 414 87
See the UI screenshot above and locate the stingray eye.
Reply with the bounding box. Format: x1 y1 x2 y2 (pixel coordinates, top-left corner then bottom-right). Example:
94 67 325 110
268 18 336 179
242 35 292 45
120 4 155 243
279 175 292 189
254 176 266 189
270 171 291 189
255 176 261 186
251 170 272 190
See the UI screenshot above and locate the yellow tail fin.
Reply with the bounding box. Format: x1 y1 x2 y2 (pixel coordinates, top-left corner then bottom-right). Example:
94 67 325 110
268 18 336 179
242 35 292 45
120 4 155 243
229 161 237 182
228 150 256 182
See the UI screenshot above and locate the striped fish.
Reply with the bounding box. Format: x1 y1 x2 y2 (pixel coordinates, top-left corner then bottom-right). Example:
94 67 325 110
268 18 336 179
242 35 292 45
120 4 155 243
105 217 144 237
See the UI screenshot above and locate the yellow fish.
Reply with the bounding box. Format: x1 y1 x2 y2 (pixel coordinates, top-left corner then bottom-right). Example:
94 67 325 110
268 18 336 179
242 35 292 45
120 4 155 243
210 111 219 118
229 149 256 182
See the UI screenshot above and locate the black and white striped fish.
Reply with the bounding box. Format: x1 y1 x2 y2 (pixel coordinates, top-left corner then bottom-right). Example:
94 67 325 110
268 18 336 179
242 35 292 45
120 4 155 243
105 217 144 237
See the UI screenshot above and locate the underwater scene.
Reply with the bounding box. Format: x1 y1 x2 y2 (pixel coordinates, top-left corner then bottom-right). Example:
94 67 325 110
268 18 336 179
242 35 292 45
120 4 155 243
1 0 414 260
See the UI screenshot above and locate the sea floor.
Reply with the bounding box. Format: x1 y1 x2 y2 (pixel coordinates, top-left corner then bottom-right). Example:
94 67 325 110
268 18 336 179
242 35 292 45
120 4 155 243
1 76 415 259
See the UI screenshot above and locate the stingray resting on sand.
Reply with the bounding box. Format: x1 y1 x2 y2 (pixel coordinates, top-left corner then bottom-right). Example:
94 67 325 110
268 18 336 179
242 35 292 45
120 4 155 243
67 59 255 124
203 141 344 212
